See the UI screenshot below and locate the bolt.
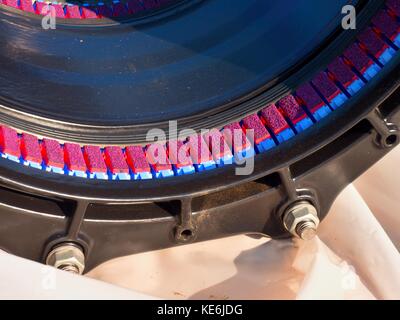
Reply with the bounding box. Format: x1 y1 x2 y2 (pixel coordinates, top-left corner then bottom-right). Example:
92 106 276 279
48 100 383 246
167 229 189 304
283 201 320 240
46 243 85 275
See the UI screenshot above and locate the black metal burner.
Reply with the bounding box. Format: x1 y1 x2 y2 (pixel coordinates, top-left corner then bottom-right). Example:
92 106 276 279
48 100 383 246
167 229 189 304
0 0 399 273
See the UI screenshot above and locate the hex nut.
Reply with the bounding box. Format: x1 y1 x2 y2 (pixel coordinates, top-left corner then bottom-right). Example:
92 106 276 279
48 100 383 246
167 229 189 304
46 243 85 275
283 201 320 240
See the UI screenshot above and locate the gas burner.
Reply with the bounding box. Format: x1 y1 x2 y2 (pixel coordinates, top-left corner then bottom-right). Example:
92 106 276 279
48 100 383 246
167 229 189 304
0 0 399 274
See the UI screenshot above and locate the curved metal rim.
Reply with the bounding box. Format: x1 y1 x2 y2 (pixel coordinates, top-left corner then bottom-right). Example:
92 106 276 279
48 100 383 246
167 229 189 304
0 53 399 203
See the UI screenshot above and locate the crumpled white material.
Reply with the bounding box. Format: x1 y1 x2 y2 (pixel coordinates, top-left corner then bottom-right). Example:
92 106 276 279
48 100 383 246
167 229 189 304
0 148 399 299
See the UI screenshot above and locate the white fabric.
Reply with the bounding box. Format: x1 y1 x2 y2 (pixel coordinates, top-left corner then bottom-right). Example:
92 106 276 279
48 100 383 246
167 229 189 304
0 252 154 299
0 147 399 299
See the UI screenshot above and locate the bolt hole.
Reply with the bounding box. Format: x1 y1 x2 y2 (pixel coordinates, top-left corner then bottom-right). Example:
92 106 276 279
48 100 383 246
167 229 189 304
180 229 193 240
385 134 397 146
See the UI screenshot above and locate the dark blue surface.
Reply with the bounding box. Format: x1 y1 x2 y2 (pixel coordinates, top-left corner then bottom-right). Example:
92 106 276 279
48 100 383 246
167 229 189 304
0 0 355 125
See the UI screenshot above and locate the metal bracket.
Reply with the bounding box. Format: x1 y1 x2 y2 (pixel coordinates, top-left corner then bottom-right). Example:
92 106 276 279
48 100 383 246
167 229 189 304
368 108 399 149
42 200 89 264
174 198 197 243
277 167 320 218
